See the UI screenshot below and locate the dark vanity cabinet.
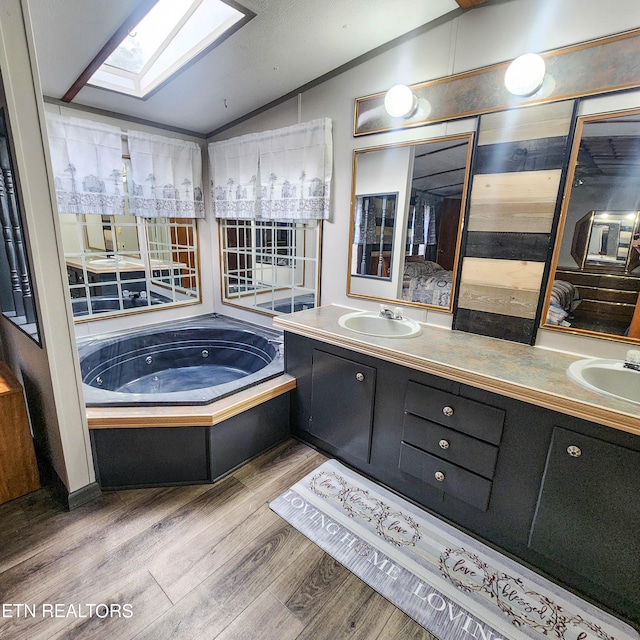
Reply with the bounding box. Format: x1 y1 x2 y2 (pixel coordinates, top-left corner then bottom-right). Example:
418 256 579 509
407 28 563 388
528 427 640 615
308 349 377 463
284 331 640 628
399 382 504 512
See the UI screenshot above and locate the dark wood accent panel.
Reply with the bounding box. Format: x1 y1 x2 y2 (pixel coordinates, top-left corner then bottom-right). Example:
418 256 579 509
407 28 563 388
0 364 39 504
454 308 537 344
465 231 551 261
529 427 640 613
402 414 499 479
474 137 568 174
399 442 493 511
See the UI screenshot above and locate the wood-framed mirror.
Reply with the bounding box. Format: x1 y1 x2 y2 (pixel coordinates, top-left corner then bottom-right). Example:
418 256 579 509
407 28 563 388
346 131 474 312
542 103 640 341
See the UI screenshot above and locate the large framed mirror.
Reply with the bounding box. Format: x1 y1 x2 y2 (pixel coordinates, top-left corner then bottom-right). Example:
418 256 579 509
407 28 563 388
59 158 201 320
219 218 321 315
543 106 640 341
347 132 473 312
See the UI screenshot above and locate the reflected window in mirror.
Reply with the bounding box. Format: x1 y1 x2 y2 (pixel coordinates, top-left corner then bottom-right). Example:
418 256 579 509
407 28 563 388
543 106 640 341
351 192 398 279
347 132 473 312
60 160 200 320
219 218 320 315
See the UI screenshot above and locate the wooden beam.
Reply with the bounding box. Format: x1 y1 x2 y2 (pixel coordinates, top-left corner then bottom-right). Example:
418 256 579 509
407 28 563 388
456 0 488 8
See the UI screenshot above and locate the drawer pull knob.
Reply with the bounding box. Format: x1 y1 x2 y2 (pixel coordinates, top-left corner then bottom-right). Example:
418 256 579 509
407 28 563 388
434 471 445 482
442 406 454 417
355 372 365 382
567 445 582 458
439 439 450 450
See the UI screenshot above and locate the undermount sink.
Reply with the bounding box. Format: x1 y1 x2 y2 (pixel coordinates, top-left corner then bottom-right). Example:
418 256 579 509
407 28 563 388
567 358 640 405
338 311 422 338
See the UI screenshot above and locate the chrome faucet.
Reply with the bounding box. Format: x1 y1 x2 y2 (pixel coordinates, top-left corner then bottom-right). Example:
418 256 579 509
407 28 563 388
379 304 403 320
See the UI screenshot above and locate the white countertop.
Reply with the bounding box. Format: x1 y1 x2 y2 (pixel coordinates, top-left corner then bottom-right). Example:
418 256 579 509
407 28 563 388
273 304 640 437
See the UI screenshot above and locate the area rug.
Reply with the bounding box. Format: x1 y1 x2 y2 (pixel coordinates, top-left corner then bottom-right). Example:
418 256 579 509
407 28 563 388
269 459 638 640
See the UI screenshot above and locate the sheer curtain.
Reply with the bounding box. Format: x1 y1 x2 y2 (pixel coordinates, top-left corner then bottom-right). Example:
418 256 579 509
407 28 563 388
127 130 204 218
258 118 332 220
208 132 260 219
209 118 332 220
45 113 124 215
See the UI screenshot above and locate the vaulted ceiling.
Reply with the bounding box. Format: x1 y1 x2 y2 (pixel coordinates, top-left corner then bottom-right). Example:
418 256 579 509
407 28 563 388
28 0 487 136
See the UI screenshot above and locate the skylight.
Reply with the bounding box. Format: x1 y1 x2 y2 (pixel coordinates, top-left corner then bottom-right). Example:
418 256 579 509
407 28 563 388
87 0 249 99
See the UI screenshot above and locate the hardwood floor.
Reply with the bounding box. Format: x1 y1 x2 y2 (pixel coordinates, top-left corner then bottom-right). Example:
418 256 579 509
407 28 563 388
0 440 437 640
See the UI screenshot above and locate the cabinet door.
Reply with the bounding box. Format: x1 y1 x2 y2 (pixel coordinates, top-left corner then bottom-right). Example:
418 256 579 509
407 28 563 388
309 349 376 463
529 427 640 609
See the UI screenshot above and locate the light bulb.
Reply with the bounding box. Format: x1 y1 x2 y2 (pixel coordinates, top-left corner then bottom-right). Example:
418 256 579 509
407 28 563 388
504 53 546 96
384 84 418 118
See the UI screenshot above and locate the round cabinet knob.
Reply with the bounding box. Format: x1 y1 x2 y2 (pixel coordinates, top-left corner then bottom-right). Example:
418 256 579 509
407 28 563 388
439 439 450 450
442 406 454 417
355 372 365 382
434 471 445 482
567 445 582 458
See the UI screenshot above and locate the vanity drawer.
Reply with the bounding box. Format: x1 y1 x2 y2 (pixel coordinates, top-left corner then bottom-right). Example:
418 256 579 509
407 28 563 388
402 413 499 479
399 442 492 511
404 381 504 445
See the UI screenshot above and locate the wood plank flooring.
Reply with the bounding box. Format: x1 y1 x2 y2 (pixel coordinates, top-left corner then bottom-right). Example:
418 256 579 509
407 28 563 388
0 440 437 640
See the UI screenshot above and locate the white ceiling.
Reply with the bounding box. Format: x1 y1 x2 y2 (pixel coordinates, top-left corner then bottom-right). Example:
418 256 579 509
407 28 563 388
27 0 465 136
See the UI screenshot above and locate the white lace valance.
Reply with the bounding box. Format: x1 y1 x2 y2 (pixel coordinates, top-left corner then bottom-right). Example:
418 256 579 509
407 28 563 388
45 113 125 215
209 132 260 219
127 130 204 219
209 118 332 220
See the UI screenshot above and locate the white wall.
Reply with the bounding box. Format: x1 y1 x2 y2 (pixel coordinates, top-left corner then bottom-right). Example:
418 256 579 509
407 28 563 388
211 0 640 356
0 0 93 493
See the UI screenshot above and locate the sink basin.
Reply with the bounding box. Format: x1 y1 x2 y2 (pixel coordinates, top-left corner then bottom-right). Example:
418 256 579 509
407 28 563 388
338 311 422 338
567 358 640 405
89 256 144 267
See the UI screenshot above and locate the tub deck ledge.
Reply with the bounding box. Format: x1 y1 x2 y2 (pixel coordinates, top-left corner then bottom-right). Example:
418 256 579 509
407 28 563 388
86 373 296 429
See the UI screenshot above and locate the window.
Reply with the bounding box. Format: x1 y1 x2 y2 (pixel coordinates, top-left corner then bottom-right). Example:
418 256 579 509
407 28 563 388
87 0 252 99
219 219 320 315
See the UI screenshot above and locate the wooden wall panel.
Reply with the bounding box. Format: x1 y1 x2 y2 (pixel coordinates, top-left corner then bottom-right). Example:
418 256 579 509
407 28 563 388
453 101 576 344
465 231 551 261
467 170 561 234
478 102 575 145
458 258 544 319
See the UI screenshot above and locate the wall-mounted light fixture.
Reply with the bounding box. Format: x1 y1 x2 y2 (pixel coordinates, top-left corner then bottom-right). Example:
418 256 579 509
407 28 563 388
384 84 418 118
504 53 546 96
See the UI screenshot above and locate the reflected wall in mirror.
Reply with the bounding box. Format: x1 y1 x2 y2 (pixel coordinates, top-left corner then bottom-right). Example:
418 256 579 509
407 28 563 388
543 107 640 341
350 192 398 280
219 218 321 315
347 133 473 312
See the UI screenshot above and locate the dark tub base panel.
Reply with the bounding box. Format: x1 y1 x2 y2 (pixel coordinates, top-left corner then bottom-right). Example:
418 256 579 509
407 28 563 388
90 394 289 489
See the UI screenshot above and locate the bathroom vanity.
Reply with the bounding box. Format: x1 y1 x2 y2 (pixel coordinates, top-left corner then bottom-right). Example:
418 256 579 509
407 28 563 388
273 305 640 629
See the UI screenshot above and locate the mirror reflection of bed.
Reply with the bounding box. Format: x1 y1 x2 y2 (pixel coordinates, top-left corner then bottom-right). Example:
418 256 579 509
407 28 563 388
348 131 473 312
